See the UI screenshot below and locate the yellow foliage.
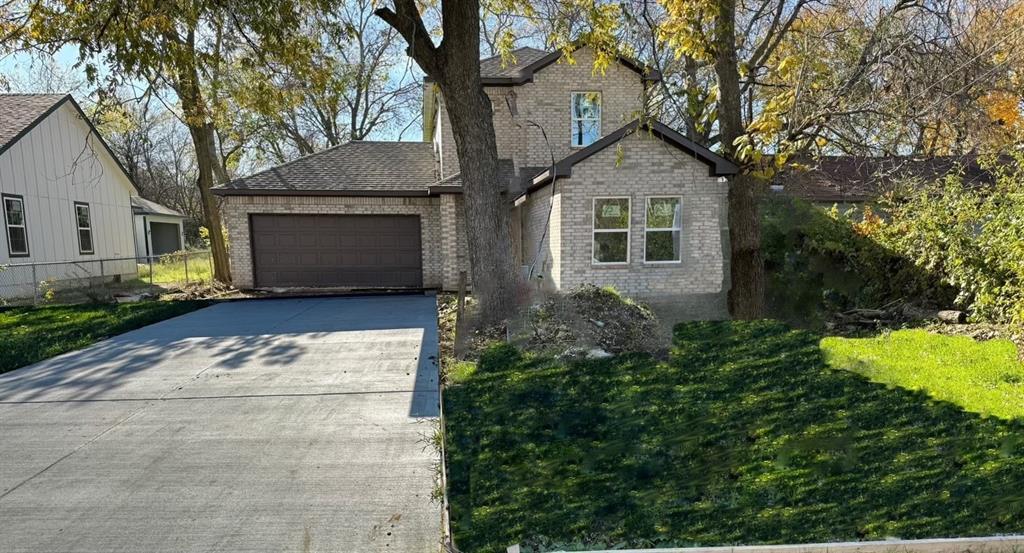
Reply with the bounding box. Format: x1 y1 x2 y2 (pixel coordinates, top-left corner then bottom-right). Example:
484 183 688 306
979 91 1022 128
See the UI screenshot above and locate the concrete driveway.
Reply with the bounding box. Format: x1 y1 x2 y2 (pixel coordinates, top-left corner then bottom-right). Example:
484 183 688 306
0 295 441 553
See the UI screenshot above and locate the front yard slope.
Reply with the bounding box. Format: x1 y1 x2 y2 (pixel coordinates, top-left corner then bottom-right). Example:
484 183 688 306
444 321 1024 552
0 301 209 373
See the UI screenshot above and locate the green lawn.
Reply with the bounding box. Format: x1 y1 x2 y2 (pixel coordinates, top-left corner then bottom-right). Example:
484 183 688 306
444 321 1024 553
823 330 1024 419
0 300 209 374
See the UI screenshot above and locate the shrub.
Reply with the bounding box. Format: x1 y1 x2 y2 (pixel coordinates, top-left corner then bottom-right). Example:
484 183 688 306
870 155 1024 323
764 152 1024 325
762 196 954 326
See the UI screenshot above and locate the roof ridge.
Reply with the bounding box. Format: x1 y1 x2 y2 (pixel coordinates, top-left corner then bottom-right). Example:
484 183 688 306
0 92 68 96
349 139 432 145
216 140 365 189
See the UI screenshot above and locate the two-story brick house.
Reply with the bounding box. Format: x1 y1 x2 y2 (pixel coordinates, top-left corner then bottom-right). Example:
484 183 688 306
213 46 737 314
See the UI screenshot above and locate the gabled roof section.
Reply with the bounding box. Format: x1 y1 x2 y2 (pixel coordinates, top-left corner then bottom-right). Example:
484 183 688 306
212 141 439 196
0 93 140 194
131 196 185 218
520 119 738 198
425 46 661 86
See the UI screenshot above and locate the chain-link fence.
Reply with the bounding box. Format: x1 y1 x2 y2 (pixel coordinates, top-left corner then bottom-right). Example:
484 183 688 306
0 250 214 306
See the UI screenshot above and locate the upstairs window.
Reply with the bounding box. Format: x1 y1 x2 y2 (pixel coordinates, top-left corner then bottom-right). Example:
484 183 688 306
571 92 602 147
645 197 682 263
75 202 94 255
2 194 28 257
592 197 630 264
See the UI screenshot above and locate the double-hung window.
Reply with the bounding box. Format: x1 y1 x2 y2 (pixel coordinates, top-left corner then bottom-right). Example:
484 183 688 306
2 194 29 257
571 92 602 147
592 197 630 264
645 196 683 263
74 202 94 255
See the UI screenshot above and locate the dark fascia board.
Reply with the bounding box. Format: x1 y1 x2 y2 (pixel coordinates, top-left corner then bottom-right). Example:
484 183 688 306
427 184 463 195
0 95 141 195
425 47 662 87
518 119 739 199
211 187 445 198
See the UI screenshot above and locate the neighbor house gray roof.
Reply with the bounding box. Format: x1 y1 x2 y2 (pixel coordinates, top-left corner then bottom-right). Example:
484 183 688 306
131 196 185 218
425 46 660 86
0 94 67 155
775 155 1000 203
212 141 440 196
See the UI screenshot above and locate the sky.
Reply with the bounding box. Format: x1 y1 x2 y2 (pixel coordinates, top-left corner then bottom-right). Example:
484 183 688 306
1 44 424 143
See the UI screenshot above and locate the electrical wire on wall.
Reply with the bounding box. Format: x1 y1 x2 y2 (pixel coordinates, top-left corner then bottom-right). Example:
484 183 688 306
505 90 558 282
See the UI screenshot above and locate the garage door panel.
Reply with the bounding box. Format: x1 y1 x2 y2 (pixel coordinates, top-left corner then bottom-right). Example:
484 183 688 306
250 214 423 288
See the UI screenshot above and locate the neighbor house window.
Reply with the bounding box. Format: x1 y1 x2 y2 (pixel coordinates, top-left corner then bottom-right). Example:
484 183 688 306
74 202 93 255
571 92 601 147
645 197 682 263
592 197 630 264
2 194 28 257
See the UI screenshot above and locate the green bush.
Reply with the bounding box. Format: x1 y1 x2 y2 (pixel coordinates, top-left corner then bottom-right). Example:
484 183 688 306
763 153 1024 325
762 197 953 326
870 155 1024 323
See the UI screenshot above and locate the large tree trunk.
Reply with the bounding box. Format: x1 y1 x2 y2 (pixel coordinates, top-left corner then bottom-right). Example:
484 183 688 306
178 72 232 284
376 0 516 320
189 122 232 283
441 80 518 321
714 0 766 319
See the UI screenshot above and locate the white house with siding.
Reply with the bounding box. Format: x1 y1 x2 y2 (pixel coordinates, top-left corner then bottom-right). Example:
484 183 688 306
132 196 186 259
0 94 139 299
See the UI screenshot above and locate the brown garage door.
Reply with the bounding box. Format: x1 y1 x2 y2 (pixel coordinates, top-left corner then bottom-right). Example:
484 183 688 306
250 214 423 288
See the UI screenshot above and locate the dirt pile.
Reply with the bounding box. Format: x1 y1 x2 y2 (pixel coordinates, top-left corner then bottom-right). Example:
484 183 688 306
516 284 664 357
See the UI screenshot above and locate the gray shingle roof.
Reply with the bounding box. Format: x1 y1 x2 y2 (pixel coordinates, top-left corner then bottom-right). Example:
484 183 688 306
430 159 519 192
131 196 185 217
213 141 438 195
427 46 660 86
0 94 67 154
479 47 550 79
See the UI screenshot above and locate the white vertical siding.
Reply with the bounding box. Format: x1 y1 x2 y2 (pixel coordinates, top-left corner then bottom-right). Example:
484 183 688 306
0 102 138 289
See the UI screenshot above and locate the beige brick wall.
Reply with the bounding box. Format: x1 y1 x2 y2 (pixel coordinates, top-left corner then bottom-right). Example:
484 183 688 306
518 183 561 291
221 194 470 290
504 47 646 168
439 193 471 289
520 132 730 312
437 47 647 177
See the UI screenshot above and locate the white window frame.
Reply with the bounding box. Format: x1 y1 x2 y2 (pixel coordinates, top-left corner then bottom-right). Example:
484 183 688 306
644 196 683 264
571 91 602 148
2 194 29 257
591 196 631 266
74 202 94 255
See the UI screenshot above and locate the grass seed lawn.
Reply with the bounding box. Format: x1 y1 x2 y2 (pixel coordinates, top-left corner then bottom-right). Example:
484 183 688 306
823 329 1024 419
137 251 213 284
445 321 1024 553
0 300 209 374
